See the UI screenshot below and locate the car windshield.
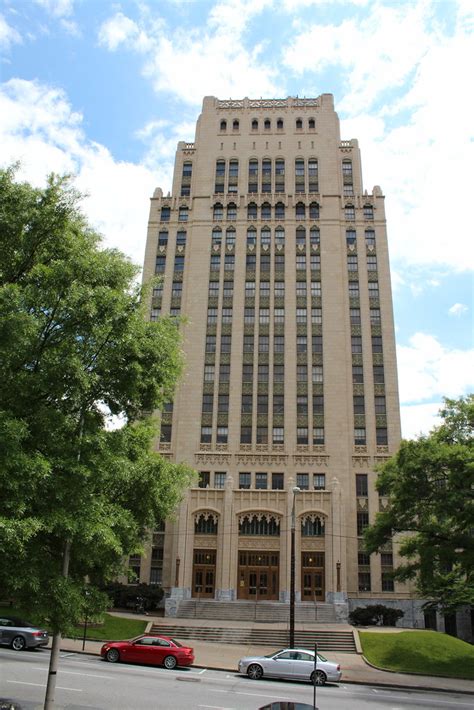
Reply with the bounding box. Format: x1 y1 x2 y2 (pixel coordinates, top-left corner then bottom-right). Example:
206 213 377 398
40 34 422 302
170 639 182 647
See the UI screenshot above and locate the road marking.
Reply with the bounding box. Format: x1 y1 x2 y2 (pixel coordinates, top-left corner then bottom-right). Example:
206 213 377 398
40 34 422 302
30 668 114 680
60 653 77 658
196 668 207 674
7 680 82 692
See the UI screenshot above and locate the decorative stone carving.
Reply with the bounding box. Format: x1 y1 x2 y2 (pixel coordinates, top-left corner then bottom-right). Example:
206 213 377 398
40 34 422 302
193 511 219 523
194 453 231 465
301 538 325 551
238 512 281 525
193 536 217 548
301 513 326 524
292 455 329 466
235 454 288 465
352 456 371 467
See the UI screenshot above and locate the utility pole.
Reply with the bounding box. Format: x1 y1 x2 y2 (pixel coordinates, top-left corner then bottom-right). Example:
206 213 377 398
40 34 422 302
289 486 300 648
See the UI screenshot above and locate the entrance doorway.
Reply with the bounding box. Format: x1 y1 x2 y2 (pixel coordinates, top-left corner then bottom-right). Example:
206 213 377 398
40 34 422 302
192 549 216 598
238 551 279 600
301 551 325 601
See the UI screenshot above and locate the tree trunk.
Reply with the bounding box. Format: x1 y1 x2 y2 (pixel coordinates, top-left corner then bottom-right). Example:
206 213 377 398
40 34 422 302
44 539 71 710
44 414 83 709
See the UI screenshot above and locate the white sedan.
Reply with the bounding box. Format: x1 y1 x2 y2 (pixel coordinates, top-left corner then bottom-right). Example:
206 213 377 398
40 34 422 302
238 648 342 685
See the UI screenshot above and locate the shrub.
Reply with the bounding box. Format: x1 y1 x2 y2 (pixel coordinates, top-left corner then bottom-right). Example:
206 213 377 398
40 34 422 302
349 604 404 626
103 583 164 611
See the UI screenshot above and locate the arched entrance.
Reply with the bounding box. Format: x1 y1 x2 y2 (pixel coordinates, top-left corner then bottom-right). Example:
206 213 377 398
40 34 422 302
237 512 281 600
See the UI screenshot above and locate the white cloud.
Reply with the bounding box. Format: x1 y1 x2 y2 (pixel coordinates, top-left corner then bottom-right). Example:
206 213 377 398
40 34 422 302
0 13 22 50
397 332 474 405
34 0 79 35
34 0 74 18
448 303 468 317
282 0 369 7
0 78 159 267
97 3 282 106
327 3 474 273
400 401 442 439
97 12 142 51
284 3 434 112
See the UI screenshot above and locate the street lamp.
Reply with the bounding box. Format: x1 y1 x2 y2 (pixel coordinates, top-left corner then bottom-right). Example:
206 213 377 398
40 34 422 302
289 485 301 649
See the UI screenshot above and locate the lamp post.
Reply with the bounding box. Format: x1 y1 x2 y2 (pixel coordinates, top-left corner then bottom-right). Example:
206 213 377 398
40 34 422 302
336 560 341 593
82 589 90 651
289 486 301 649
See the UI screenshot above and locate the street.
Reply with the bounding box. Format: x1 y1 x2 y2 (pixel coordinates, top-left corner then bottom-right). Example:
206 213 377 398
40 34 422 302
0 648 470 710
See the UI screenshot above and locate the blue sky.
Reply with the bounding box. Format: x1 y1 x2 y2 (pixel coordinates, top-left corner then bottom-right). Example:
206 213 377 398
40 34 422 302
1 0 473 438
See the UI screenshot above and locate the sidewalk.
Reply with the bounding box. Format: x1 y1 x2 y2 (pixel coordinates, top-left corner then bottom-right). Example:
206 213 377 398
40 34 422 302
54 613 474 696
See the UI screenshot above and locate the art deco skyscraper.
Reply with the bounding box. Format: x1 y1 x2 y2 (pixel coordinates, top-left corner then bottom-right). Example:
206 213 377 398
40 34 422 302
140 94 407 620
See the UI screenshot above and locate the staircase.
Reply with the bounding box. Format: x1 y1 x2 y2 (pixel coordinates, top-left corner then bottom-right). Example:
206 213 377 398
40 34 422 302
175 600 337 623
151 623 356 653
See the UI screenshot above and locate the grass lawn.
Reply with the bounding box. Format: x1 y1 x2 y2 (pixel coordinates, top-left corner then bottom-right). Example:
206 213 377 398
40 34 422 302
70 614 147 641
359 630 474 680
0 606 146 641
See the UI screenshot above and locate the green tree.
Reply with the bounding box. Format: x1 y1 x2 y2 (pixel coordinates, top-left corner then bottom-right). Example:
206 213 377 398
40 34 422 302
365 395 474 614
0 167 195 707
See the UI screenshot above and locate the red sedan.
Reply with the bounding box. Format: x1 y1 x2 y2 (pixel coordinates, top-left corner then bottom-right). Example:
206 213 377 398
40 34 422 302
101 635 194 670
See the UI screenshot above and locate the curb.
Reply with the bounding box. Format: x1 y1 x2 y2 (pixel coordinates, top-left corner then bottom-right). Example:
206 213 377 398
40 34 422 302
58 646 474 696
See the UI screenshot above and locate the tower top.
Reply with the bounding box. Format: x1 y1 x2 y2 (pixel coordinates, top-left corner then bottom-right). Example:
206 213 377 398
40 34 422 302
202 94 334 111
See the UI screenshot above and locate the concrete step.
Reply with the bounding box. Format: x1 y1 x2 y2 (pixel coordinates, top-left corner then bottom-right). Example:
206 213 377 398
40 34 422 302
175 600 337 623
151 624 356 653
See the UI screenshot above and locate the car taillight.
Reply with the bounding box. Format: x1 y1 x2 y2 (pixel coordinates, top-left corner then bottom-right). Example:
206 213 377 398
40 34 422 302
33 631 44 636
337 665 340 670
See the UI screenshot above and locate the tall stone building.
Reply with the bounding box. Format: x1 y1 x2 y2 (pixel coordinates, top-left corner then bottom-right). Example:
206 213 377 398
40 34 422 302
139 94 416 622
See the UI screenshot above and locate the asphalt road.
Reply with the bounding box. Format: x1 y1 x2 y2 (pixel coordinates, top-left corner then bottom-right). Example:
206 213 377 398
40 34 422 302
0 648 471 710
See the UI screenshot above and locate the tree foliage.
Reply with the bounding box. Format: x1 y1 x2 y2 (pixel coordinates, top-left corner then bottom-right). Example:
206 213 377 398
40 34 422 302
0 167 195 632
365 395 474 613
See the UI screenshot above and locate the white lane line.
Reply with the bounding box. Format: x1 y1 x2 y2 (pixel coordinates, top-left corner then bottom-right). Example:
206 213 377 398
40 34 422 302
60 653 77 658
29 667 114 680
196 668 207 674
7 680 82 692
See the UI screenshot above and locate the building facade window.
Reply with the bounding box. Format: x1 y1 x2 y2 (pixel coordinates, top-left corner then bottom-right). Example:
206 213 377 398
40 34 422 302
313 473 325 490
214 471 227 488
272 472 284 489
239 472 251 489
297 473 309 490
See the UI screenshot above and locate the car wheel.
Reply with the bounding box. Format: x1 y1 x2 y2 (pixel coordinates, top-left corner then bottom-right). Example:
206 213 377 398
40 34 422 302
311 669 327 685
163 655 177 670
106 648 120 663
11 636 27 651
247 663 263 680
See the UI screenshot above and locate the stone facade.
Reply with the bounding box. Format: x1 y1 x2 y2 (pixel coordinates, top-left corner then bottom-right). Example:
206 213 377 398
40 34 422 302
138 94 418 619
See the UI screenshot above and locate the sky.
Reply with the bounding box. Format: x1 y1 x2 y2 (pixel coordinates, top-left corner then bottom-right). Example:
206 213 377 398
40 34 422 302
1 0 473 439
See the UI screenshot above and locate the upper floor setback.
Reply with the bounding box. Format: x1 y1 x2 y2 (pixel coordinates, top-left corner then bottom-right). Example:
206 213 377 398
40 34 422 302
148 187 384 226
